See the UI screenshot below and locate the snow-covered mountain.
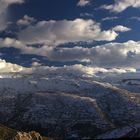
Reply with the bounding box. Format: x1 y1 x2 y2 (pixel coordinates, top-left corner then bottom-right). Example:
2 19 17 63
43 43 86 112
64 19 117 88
98 72 140 93
0 59 140 139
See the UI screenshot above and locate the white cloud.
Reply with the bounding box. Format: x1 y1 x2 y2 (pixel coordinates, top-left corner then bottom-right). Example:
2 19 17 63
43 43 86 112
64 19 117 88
0 0 24 31
102 16 118 21
90 40 140 68
77 0 91 7
17 19 128 46
20 40 140 69
0 57 135 78
0 59 24 73
112 25 131 32
3 0 24 4
102 0 140 13
0 37 25 48
31 64 136 79
1 37 140 69
31 61 42 67
17 15 36 26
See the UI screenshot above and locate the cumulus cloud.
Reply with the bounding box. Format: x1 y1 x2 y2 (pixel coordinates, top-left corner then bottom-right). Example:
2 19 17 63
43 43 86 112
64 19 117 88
0 59 24 73
1 38 140 69
90 41 140 68
17 19 130 46
0 0 24 31
1 34 140 69
31 64 136 79
20 40 140 69
0 57 135 78
102 0 140 13
77 0 91 7
17 15 36 26
112 25 131 32
0 37 25 48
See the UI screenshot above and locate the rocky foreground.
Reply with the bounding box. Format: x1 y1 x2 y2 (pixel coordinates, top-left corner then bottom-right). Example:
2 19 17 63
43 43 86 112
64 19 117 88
0 125 53 140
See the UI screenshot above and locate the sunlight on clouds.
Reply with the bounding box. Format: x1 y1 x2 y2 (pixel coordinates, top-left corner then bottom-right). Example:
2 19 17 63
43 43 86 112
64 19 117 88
18 19 129 45
31 64 136 78
102 0 140 13
11 40 140 69
0 37 24 48
0 56 136 81
1 38 140 69
77 0 91 7
112 25 131 32
0 0 139 74
17 15 36 26
0 59 24 73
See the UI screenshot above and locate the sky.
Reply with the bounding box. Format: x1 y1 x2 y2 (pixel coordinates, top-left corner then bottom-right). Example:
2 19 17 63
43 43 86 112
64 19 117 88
0 0 140 71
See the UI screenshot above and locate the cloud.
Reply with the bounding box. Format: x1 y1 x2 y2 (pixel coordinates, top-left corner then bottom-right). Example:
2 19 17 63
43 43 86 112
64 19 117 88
0 0 24 15
112 25 131 32
20 40 140 69
1 38 140 69
1 36 140 69
3 0 24 5
31 61 42 67
0 59 24 73
31 64 136 79
17 15 36 26
17 19 129 46
0 57 135 79
102 0 140 13
90 40 140 68
77 0 91 7
0 0 24 31
102 16 118 21
0 37 25 48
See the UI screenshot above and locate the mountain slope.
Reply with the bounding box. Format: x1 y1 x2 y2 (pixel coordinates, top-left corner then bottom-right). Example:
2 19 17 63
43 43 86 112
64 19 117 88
0 64 139 139
0 124 16 140
0 75 139 139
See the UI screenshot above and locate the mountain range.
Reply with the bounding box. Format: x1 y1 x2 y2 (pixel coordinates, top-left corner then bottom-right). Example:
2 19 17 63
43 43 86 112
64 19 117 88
0 60 140 139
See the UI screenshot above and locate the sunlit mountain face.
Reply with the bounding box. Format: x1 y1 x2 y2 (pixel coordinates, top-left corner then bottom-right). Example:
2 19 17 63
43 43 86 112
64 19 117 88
0 0 140 139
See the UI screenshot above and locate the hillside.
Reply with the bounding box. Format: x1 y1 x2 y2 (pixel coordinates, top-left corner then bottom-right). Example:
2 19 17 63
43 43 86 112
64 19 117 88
0 62 139 139
0 74 139 139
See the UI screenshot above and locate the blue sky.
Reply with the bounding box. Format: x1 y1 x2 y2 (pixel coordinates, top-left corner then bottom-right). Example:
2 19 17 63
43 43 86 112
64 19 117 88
0 0 140 69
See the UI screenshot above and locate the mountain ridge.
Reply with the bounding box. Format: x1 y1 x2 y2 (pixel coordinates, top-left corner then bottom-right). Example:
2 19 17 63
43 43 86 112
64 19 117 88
0 78 139 139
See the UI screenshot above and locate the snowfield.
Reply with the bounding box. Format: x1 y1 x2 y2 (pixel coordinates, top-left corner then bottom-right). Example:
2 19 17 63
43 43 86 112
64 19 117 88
0 60 139 139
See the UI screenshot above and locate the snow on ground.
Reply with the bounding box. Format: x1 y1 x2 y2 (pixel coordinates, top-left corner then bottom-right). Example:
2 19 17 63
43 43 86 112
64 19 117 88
0 59 140 138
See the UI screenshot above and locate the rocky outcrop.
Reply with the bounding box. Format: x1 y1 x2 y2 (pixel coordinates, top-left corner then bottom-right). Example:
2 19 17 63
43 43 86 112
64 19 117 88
0 125 53 140
13 131 42 140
